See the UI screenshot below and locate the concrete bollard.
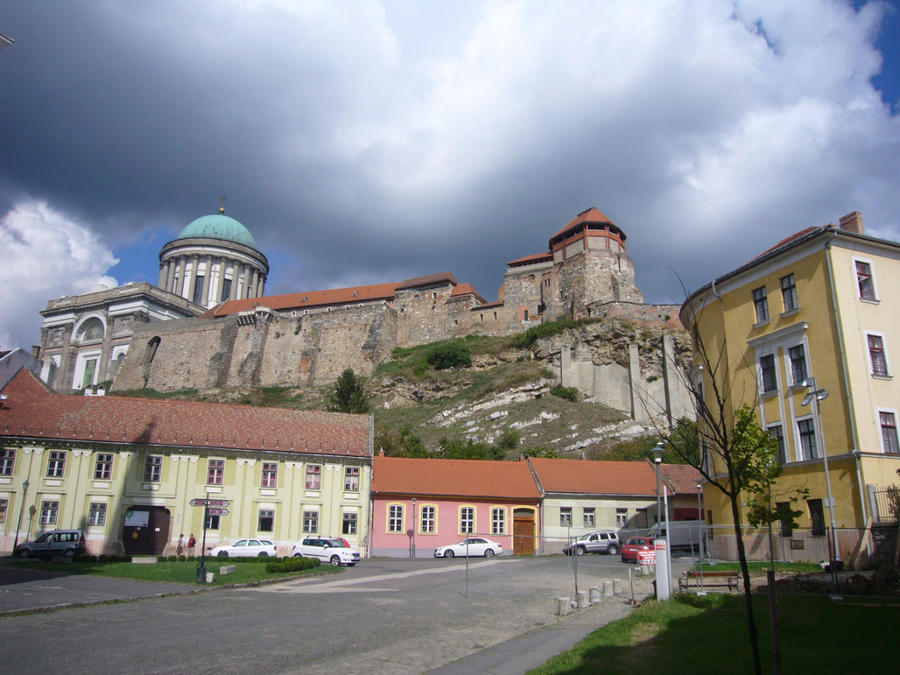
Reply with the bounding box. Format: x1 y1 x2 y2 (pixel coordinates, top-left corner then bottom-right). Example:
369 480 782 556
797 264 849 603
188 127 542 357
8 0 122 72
640 564 650 576
613 578 624 594
205 572 215 584
576 590 589 608
557 597 571 616
589 586 602 603
603 580 614 597
219 564 236 576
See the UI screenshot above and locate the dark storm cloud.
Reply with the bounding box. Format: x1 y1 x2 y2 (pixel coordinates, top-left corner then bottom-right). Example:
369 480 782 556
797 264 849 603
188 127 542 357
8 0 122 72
1 1 898 350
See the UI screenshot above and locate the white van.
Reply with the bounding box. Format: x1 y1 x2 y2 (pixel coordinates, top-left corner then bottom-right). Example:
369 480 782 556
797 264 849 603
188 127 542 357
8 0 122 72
646 520 706 550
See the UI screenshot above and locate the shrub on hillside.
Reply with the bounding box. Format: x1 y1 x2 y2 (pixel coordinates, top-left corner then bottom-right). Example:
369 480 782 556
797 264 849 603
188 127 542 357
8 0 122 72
509 317 579 349
426 342 472 370
550 385 579 402
266 557 321 573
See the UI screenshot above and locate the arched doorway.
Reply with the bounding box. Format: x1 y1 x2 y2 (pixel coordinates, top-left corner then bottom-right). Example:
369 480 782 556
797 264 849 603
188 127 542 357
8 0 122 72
122 505 171 555
513 507 536 556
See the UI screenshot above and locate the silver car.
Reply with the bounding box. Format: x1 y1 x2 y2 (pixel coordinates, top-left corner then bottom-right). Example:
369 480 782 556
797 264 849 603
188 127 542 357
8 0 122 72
15 530 86 558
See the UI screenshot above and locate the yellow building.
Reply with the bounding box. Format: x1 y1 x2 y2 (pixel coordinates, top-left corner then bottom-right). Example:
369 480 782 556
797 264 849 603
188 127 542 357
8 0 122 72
681 212 900 562
0 370 372 557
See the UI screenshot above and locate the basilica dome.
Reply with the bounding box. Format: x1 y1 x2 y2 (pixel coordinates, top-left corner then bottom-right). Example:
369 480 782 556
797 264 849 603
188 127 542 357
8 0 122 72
176 212 256 248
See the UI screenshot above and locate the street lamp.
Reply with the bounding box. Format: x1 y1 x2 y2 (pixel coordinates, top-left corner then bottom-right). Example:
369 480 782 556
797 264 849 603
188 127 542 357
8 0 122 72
13 478 30 551
652 442 665 525
696 478 705 594
801 377 842 600
411 497 417 560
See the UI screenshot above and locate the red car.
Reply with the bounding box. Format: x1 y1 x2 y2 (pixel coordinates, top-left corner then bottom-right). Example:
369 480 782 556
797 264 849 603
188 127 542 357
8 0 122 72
621 536 654 563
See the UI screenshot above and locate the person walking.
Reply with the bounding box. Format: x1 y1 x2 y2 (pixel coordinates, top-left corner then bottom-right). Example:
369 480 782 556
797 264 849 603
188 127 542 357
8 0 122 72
187 533 196 557
176 534 185 557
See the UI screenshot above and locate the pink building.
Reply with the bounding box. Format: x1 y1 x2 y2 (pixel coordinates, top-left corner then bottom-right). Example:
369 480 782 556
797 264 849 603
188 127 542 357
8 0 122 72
370 456 542 558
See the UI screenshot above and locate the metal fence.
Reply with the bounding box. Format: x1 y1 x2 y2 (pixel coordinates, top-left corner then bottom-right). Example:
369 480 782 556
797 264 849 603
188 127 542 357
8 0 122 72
870 486 900 523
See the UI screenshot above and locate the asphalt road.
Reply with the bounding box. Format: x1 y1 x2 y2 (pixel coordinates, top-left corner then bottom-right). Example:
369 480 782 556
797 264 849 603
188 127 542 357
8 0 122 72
0 554 678 673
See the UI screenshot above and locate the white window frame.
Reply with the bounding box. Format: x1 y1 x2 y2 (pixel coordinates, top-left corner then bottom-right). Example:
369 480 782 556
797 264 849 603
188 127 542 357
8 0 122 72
583 507 595 528
40 500 59 525
786 344 809 387
864 331 891 378
876 407 900 455
88 502 107 527
47 450 66 478
852 256 879 302
559 506 572 528
419 505 436 534
459 506 475 535
303 509 319 533
387 504 404 534
144 455 162 482
491 507 506 535
0 447 15 476
767 423 788 464
344 466 360 492
94 453 113 480
72 350 102 390
795 415 818 461
342 510 358 536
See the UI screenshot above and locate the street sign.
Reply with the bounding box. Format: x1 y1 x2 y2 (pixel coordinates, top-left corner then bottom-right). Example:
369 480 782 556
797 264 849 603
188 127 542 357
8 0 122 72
638 549 656 565
207 507 229 516
189 498 231 507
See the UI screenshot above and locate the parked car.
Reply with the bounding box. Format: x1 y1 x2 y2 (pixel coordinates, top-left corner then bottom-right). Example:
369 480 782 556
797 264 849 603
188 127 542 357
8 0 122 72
292 537 360 566
563 530 620 556
646 520 707 550
434 537 503 559
621 536 654 563
14 529 85 558
210 538 277 558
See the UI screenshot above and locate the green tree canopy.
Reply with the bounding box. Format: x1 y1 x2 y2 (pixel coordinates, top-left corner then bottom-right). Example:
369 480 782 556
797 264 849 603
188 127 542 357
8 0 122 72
328 368 370 414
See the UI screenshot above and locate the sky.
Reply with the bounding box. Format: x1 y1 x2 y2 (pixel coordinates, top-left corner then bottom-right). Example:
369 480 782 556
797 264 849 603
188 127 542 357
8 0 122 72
1 0 899 351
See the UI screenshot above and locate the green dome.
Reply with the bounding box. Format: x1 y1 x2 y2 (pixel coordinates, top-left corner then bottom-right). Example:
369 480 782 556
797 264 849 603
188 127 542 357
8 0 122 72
176 212 256 248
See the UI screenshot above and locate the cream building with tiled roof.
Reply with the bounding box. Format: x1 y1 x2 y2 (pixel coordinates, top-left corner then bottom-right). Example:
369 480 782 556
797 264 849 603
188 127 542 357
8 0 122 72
0 370 373 556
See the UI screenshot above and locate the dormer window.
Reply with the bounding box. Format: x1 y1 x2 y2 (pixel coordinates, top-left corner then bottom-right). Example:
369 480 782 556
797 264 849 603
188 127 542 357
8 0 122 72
75 318 104 343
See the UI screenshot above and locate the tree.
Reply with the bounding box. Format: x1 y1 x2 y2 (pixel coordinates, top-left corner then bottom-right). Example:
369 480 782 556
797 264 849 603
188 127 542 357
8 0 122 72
439 437 504 460
328 368 370 414
426 341 472 370
376 426 430 458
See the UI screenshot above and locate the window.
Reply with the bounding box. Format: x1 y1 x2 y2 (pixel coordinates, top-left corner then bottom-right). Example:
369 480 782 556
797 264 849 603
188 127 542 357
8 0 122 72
492 507 506 535
88 502 107 526
258 509 274 532
40 500 59 525
221 277 232 302
616 508 628 528
261 462 278 488
759 354 777 393
583 507 595 528
768 424 787 464
808 499 825 536
144 455 162 482
0 498 7 524
855 261 875 300
880 411 899 454
798 418 818 460
753 286 769 323
205 513 220 530
868 334 889 377
81 358 98 389
94 453 113 480
388 505 404 533
344 466 360 492
342 512 358 536
207 459 224 485
560 506 572 528
303 510 319 533
47 450 66 478
460 506 475 534
305 465 321 490
192 275 205 305
788 345 807 385
420 505 435 534
776 501 793 537
0 448 14 475
780 274 798 312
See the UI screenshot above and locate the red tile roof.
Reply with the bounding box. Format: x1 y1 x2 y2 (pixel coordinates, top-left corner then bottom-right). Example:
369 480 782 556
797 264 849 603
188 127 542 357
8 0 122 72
552 207 615 239
396 272 459 290
659 463 703 494
748 226 821 263
372 456 541 500
206 282 402 317
507 252 553 267
0 370 371 457
529 457 658 495
450 283 486 303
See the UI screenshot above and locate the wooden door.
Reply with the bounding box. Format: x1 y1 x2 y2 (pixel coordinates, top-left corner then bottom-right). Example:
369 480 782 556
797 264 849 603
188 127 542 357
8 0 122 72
513 512 535 556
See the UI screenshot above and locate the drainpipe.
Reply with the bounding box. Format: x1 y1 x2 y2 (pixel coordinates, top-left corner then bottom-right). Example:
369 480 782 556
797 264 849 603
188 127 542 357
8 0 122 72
823 235 867 533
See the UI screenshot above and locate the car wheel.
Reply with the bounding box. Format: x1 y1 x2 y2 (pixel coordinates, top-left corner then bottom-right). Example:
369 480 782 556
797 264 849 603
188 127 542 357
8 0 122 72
484 549 495 559
607 544 619 555
575 546 586 556
64 548 75 558
293 553 303 558
217 551 228 557
19 549 30 559
329 555 341 567
444 550 454 559
257 552 268 558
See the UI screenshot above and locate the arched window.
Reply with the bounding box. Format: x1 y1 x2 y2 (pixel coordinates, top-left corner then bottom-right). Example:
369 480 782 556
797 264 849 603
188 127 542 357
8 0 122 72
143 337 161 366
75 318 104 343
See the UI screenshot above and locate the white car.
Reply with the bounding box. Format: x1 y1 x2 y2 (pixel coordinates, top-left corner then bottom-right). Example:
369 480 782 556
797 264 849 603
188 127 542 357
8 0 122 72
292 537 360 566
210 538 277 558
434 537 503 559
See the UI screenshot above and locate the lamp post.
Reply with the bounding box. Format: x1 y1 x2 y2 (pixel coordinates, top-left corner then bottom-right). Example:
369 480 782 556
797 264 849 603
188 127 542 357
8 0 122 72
411 497 417 560
652 443 665 526
13 478 30 551
801 377 841 600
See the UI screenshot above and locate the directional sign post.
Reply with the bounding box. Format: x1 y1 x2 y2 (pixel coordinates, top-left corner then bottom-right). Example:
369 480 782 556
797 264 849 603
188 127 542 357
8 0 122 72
190 495 231 582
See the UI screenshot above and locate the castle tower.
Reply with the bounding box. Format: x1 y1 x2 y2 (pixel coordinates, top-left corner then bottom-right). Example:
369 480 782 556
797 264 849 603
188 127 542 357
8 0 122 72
158 207 269 308
548 207 643 318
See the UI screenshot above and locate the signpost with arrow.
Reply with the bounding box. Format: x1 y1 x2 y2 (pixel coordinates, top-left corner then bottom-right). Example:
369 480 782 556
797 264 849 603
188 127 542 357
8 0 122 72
190 495 231 582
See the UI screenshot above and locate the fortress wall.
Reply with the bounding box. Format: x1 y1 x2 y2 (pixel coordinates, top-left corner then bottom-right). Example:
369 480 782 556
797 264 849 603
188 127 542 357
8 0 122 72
588 301 683 329
394 284 457 347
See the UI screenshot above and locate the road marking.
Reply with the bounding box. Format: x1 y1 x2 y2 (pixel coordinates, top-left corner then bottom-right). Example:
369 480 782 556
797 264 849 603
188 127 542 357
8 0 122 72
250 558 524 594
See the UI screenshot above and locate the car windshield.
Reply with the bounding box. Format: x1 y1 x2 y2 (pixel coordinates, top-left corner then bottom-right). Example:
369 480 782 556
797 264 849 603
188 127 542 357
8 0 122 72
626 538 640 545
34 533 53 543
327 539 347 548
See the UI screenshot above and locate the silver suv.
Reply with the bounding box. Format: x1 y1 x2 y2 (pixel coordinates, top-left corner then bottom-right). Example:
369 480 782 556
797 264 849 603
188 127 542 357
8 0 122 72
14 530 86 558
563 530 620 556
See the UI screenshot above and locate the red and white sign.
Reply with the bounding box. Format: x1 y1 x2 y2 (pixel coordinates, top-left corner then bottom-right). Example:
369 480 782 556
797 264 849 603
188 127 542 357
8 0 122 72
638 549 656 565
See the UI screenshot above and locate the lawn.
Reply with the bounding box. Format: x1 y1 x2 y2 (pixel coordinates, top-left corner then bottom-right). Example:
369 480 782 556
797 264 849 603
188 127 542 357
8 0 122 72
12 558 340 586
697 561 823 575
531 592 900 675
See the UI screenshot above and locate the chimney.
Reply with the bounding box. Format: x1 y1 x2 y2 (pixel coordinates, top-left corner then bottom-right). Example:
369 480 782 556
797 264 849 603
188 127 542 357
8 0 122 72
839 211 863 234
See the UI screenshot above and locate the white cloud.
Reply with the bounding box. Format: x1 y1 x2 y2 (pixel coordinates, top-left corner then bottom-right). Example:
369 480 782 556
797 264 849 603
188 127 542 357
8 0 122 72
0 200 118 350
